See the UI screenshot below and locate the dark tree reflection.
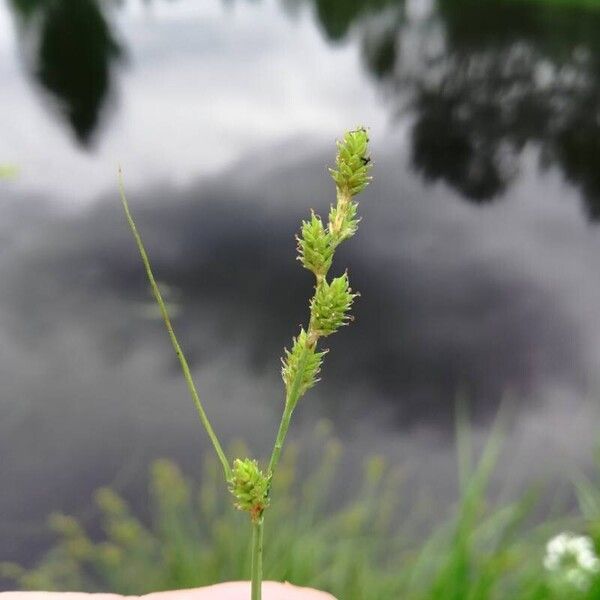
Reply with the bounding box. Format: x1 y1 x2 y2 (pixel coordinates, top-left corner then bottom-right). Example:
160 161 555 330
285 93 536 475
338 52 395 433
309 0 402 41
10 0 122 145
349 0 600 216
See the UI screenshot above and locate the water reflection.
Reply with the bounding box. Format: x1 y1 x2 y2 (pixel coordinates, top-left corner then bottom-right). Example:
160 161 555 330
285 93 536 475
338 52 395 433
9 0 122 144
352 0 600 216
3 0 600 573
8 0 600 217
1 136 598 567
307 0 403 41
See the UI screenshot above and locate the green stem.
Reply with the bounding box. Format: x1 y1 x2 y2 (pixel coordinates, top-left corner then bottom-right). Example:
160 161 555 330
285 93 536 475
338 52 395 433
251 518 264 600
118 171 232 482
268 344 310 478
268 269 325 482
268 399 295 479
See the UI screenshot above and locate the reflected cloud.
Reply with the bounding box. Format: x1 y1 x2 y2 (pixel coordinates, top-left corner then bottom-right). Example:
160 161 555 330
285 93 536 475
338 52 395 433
0 141 591 424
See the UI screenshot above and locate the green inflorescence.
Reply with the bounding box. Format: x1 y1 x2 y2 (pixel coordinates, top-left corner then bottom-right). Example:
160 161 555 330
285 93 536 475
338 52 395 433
310 273 357 337
281 328 327 401
280 127 372 407
297 212 334 278
118 127 373 600
329 128 372 197
328 197 359 245
229 458 270 523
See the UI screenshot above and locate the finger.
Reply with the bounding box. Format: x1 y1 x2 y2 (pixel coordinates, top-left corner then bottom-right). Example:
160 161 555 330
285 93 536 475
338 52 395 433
143 582 337 600
0 583 339 600
0 595 123 600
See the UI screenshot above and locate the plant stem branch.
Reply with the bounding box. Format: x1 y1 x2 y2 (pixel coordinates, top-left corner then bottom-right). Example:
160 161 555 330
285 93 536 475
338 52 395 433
268 399 295 479
251 518 264 600
118 170 231 482
268 345 310 478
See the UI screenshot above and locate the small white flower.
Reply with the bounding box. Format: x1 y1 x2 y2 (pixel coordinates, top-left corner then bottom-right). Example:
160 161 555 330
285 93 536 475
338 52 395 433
544 532 600 592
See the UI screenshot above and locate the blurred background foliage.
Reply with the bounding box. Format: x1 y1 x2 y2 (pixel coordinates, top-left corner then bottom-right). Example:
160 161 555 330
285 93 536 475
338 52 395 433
4 420 600 600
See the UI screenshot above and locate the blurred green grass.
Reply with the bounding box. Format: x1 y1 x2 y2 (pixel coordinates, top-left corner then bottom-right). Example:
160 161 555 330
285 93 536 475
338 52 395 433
2 419 600 600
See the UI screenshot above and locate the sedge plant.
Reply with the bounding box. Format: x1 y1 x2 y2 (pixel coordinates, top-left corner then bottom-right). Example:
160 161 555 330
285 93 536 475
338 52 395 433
117 128 372 600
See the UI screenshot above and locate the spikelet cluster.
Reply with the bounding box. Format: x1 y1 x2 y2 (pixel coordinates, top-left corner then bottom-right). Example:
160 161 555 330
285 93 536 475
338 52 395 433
328 128 371 243
281 128 371 406
329 128 372 197
310 274 357 336
328 198 359 244
229 458 270 523
281 329 327 402
297 212 334 277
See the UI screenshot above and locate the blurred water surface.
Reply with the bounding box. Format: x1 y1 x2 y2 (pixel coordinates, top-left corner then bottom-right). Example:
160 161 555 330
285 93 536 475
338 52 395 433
2 0 600 568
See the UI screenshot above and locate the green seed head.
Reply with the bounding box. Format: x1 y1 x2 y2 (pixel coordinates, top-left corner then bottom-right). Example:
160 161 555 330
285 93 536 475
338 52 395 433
310 273 357 336
281 328 327 401
329 128 372 197
229 458 270 523
328 198 359 244
297 211 334 277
